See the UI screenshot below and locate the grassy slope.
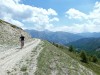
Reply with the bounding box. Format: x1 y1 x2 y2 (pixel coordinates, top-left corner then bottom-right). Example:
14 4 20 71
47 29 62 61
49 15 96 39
60 47 100 75
35 41 97 75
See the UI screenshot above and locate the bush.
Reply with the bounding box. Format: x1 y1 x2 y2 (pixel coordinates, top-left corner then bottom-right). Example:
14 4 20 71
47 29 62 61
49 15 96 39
68 45 75 52
0 20 3 23
80 51 88 63
20 65 27 72
52 42 64 49
91 55 98 63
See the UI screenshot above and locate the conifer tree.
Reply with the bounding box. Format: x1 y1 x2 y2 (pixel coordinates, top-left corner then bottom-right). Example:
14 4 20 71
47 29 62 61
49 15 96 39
92 55 98 63
80 51 88 63
69 45 74 52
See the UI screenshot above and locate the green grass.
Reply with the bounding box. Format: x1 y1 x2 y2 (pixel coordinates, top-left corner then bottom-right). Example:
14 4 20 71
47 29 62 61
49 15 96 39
35 41 97 75
35 41 68 75
10 24 22 29
0 19 3 23
35 41 54 75
0 19 22 29
57 45 100 75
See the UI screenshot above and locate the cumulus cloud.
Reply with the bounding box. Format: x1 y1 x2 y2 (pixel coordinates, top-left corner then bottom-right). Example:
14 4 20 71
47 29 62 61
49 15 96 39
14 0 21 3
65 1 100 33
47 8 58 15
0 0 100 33
66 8 88 20
0 0 58 30
50 17 59 22
44 2 100 33
66 2 100 21
50 24 100 33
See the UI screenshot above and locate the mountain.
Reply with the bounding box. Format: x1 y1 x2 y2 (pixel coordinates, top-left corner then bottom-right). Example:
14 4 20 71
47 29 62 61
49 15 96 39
0 19 99 75
78 32 100 38
67 37 100 51
25 29 83 45
67 37 100 58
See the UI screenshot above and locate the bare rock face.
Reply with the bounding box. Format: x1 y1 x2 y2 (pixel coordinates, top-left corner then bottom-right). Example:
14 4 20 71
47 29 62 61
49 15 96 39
0 19 32 46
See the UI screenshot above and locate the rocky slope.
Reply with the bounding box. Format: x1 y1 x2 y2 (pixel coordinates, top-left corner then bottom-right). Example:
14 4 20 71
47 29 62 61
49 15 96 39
0 19 31 44
0 19 32 51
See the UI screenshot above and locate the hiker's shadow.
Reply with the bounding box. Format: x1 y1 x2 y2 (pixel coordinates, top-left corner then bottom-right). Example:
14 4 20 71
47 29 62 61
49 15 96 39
16 48 22 50
15 48 22 52
16 48 21 49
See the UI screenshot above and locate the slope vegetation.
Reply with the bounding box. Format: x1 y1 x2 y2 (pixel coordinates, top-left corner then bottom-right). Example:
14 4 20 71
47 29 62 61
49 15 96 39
35 41 97 75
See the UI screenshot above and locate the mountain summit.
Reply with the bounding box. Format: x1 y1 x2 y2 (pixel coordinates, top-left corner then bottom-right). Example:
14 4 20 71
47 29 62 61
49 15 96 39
0 19 98 75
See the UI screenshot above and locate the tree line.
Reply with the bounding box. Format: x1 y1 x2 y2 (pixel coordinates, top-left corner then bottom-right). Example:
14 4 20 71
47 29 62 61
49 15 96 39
52 42 98 63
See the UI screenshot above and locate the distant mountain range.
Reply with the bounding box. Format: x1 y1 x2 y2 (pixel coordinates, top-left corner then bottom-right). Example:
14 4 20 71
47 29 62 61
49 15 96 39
25 29 100 52
67 37 100 51
67 37 100 58
78 32 100 38
25 29 83 45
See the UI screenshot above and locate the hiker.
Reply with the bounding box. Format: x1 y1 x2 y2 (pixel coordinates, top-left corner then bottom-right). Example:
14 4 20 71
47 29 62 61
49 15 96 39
20 34 25 49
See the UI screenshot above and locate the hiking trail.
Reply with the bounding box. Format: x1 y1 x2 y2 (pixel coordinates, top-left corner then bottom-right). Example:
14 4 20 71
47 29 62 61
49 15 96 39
0 39 43 75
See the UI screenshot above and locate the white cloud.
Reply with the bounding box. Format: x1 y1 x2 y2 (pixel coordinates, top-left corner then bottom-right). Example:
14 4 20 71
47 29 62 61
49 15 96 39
65 1 100 33
47 8 58 15
66 8 88 19
0 0 58 30
0 0 100 33
14 0 21 3
0 11 24 28
46 24 100 33
50 17 59 22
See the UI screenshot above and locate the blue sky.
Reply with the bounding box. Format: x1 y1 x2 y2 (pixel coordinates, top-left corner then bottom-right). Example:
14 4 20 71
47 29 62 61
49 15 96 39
21 0 96 25
0 0 100 33
22 0 95 12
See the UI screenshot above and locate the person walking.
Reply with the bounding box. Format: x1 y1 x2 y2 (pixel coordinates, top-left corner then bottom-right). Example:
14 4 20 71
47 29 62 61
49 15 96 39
20 34 25 49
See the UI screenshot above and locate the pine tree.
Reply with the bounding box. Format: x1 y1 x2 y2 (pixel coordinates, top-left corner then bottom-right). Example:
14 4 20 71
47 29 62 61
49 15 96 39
80 51 88 63
92 55 98 63
69 45 74 52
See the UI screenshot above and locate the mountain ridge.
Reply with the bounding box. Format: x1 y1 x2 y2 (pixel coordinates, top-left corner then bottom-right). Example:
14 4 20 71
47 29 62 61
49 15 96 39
25 29 83 45
67 37 100 51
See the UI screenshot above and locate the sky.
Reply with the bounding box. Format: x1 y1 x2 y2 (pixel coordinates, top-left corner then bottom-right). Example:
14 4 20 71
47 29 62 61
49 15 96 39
0 0 100 33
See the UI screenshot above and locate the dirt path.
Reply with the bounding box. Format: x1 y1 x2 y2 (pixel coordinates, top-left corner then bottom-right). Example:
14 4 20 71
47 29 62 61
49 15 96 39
0 39 41 75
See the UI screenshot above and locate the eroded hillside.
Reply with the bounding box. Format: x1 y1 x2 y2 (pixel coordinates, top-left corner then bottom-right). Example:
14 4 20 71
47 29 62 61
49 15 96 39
0 19 32 51
0 19 31 45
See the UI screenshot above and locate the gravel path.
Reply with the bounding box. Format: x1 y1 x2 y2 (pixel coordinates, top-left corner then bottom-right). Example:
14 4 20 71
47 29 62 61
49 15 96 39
0 39 41 75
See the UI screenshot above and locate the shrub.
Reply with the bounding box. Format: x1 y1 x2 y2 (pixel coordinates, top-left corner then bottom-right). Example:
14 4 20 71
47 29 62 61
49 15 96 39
20 65 27 72
91 55 98 63
80 51 88 63
0 20 3 23
68 45 75 52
